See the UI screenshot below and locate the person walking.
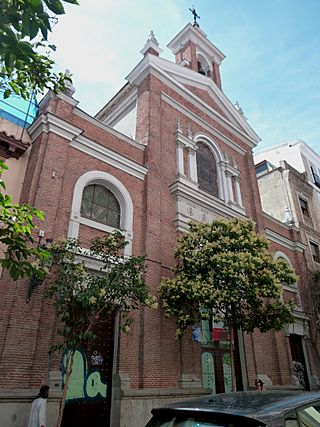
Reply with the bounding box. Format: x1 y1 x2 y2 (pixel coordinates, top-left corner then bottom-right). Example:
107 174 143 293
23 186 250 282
27 385 49 427
255 378 265 391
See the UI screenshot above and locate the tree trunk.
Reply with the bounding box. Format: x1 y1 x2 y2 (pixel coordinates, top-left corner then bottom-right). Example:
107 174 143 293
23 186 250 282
56 350 75 427
227 319 236 392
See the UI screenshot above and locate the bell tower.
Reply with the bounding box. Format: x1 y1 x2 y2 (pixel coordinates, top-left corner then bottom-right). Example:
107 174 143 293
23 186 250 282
167 20 225 89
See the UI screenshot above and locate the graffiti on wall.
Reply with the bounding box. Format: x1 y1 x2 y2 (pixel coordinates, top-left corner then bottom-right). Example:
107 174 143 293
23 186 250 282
62 349 107 401
223 353 232 392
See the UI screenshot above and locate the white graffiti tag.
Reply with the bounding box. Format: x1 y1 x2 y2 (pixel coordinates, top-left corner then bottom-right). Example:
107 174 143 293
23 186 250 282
91 351 104 366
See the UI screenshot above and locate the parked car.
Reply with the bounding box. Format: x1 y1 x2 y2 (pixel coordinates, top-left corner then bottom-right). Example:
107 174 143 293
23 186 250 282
145 390 320 426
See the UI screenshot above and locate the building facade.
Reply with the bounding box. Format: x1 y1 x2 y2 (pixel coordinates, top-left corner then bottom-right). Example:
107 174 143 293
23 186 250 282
0 23 319 427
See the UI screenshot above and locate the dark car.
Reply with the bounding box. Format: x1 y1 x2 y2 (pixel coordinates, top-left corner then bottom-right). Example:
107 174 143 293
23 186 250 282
145 390 320 427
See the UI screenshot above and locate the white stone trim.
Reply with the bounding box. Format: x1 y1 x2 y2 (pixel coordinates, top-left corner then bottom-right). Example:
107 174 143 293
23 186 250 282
97 88 138 126
140 39 163 56
169 175 246 232
28 112 83 141
161 92 247 155
188 147 197 182
126 54 260 147
74 108 144 150
234 176 243 207
167 23 225 65
39 90 79 108
70 135 147 180
265 229 306 252
225 171 235 203
196 50 213 74
176 141 185 175
273 251 293 266
28 113 147 180
68 171 134 255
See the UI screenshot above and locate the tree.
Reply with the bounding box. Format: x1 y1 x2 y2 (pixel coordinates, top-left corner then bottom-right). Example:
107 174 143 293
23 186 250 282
45 232 156 427
0 159 48 279
160 218 296 390
0 0 78 99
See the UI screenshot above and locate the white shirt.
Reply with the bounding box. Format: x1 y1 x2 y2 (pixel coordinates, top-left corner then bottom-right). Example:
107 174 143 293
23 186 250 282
27 397 47 427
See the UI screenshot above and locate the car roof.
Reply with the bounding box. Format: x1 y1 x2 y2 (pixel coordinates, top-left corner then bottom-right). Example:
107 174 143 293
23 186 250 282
151 391 320 423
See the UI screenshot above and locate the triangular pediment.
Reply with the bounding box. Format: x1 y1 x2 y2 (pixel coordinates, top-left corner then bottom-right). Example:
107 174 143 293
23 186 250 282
152 56 260 142
126 54 260 147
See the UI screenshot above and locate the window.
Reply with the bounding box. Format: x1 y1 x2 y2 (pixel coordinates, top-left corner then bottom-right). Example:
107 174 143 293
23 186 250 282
80 184 120 228
196 53 211 77
299 197 310 217
310 241 320 263
311 166 320 189
255 161 268 175
297 403 320 426
196 142 219 196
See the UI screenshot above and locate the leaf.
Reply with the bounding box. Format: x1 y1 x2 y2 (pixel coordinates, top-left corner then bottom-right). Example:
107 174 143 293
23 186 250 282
4 51 15 70
29 19 40 40
27 0 42 7
9 81 20 95
44 0 65 15
3 89 11 99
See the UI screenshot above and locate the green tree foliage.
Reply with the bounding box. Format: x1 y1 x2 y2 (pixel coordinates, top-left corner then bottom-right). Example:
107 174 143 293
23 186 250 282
0 160 48 279
160 219 296 337
160 219 296 390
46 231 156 353
0 0 78 99
45 232 156 427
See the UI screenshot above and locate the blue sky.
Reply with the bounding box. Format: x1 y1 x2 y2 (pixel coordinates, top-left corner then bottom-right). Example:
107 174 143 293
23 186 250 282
49 0 320 154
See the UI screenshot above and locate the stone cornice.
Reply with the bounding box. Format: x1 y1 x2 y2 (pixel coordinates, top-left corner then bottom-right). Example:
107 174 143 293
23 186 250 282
169 175 246 232
95 86 138 124
162 92 246 156
70 135 147 180
265 228 306 252
28 112 82 141
167 23 225 65
28 113 147 180
126 54 260 148
74 108 144 150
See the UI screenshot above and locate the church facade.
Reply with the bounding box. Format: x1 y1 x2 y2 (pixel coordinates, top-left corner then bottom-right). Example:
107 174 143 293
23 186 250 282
0 22 319 427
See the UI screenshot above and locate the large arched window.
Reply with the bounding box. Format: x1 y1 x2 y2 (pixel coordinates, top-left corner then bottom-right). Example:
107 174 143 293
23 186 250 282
196 142 219 196
68 171 134 255
80 184 120 228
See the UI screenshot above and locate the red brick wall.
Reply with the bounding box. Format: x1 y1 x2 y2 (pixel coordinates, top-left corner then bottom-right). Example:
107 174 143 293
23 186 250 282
0 63 318 394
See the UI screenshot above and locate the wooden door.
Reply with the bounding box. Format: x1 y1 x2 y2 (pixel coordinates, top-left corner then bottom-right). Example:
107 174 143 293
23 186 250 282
61 312 115 426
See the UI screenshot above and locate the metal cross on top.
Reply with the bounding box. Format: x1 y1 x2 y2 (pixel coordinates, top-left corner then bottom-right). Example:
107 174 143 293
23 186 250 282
189 5 200 27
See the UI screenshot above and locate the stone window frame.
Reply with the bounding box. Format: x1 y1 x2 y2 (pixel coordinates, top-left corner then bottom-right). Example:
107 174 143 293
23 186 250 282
68 170 133 256
196 51 212 77
274 251 301 308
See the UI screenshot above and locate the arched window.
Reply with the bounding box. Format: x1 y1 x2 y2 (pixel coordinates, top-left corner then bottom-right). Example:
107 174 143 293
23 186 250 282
80 184 120 228
68 171 134 255
196 52 211 77
196 142 219 196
